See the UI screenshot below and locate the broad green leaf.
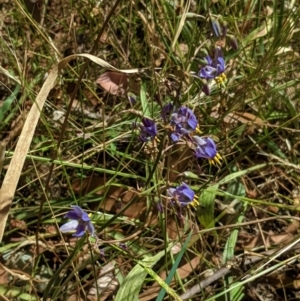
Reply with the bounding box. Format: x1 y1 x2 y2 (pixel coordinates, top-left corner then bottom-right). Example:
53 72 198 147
218 163 267 185
197 164 267 230
197 184 218 229
115 245 175 301
223 178 246 204
222 174 247 301
140 261 181 301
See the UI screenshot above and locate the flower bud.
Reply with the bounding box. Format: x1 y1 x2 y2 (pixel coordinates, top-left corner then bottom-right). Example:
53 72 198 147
210 17 222 38
202 82 210 96
227 34 238 50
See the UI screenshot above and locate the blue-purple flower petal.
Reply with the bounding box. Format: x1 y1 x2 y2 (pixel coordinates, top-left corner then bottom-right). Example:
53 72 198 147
74 223 86 237
198 48 226 80
168 183 197 207
60 206 95 237
161 103 174 120
81 211 91 222
139 118 158 142
65 205 84 219
193 136 222 165
170 133 180 142
86 222 95 236
170 107 198 141
60 220 79 233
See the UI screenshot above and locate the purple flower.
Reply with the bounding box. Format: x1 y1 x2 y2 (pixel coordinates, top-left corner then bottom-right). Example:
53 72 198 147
198 48 225 80
193 136 222 165
170 107 199 142
161 103 174 121
60 205 95 237
168 183 198 207
139 118 158 142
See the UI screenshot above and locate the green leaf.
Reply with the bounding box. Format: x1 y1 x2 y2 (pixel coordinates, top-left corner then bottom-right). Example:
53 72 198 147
115 245 175 301
197 164 267 230
0 84 20 121
197 184 218 229
182 171 200 179
140 82 150 117
0 285 37 301
156 231 192 301
218 163 267 185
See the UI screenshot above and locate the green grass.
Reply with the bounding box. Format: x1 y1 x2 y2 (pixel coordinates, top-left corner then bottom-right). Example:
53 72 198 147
1 0 300 300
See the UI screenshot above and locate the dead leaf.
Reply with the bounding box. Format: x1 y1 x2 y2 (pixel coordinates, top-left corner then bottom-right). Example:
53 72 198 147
100 187 147 219
68 295 84 301
72 176 105 195
286 220 299 234
0 52 143 243
88 261 119 301
268 273 300 289
267 205 279 214
0 267 8 285
269 232 293 246
10 218 27 231
166 217 190 240
243 230 294 249
159 255 200 280
72 176 148 219
96 71 128 97
224 111 265 126
246 19 273 42
83 88 100 107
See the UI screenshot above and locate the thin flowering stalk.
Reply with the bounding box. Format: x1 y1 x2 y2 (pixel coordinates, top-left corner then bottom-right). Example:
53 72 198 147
60 205 95 237
193 136 222 165
168 183 199 208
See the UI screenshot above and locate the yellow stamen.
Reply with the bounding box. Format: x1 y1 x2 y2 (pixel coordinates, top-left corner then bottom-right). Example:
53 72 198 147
209 153 222 166
191 125 202 137
215 73 227 86
195 125 202 134
189 198 199 208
